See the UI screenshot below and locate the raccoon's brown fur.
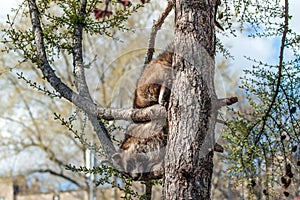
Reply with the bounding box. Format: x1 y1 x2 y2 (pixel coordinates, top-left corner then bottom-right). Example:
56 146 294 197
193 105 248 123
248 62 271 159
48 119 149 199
112 120 167 180
112 45 174 180
133 44 174 108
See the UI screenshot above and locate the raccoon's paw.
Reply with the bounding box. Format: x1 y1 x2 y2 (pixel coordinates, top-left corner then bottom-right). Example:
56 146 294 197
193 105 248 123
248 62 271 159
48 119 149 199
158 81 171 108
158 98 167 107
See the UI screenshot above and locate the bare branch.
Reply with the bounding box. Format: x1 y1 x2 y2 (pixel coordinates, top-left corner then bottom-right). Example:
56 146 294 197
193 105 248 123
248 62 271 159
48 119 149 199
214 97 238 109
71 0 116 157
96 104 167 121
144 0 173 64
254 0 289 144
27 169 84 189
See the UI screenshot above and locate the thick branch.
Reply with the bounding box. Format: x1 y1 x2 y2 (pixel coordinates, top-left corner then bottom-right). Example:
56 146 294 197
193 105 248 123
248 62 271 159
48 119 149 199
72 0 116 157
163 0 216 198
96 104 166 121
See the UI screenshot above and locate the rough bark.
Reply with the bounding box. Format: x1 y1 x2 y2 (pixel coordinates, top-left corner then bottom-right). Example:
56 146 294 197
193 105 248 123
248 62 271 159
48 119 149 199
163 0 217 199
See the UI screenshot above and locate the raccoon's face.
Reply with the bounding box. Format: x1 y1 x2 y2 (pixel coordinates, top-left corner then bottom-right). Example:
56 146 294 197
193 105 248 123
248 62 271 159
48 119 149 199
112 152 152 181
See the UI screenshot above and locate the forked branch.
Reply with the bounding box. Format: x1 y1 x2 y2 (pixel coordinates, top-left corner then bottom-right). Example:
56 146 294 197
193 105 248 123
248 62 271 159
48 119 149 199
27 0 167 159
72 0 116 157
27 0 116 157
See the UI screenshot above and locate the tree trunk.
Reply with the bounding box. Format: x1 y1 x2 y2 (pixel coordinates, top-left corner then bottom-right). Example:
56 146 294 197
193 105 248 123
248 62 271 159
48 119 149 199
163 0 217 199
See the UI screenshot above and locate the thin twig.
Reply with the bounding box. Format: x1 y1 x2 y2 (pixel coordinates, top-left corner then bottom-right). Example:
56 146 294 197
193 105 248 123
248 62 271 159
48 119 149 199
254 0 289 144
144 0 173 64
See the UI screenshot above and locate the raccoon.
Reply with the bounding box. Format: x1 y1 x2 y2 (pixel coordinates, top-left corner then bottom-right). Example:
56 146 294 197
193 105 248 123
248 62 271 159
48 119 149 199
112 45 173 180
112 120 167 180
133 44 174 108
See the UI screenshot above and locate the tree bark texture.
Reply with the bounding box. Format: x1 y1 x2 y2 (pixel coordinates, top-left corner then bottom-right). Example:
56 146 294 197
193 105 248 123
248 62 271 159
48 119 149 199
163 0 217 199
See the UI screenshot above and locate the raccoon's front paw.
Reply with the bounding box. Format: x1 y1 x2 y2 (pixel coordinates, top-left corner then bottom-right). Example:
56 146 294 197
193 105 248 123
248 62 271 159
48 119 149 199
158 82 171 108
159 98 167 107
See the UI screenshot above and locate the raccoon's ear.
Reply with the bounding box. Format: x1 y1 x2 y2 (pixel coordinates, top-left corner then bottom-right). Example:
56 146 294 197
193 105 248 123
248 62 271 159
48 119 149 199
112 153 122 165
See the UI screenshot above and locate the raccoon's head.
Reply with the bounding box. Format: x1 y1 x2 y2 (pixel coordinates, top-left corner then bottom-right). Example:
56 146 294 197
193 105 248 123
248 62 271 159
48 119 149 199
112 152 150 181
